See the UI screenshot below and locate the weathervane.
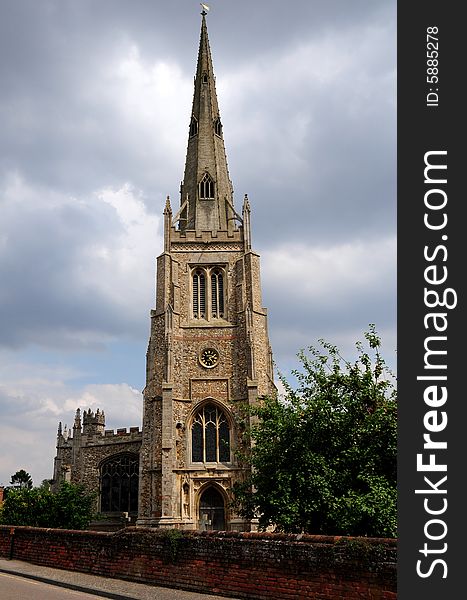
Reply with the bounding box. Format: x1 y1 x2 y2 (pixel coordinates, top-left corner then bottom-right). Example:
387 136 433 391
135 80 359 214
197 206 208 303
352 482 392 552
200 3 210 16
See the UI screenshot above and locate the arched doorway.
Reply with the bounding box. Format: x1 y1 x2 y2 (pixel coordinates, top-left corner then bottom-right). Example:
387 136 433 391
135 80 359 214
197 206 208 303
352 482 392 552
198 486 225 531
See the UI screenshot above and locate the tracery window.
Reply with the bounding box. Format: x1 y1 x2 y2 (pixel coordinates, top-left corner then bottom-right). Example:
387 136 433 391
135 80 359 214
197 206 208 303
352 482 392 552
199 173 214 199
192 403 230 463
100 453 139 513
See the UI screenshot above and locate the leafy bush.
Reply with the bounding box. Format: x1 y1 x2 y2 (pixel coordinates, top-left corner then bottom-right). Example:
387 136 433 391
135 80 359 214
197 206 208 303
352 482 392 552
233 326 397 537
0 482 95 530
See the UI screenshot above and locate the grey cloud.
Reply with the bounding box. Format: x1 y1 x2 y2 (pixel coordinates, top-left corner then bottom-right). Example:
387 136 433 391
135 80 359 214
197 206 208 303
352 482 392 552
265 274 396 369
0 0 395 351
0 185 145 349
0 0 396 487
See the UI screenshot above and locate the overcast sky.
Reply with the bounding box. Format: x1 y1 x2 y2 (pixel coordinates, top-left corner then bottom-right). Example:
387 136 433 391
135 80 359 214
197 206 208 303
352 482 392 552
0 0 396 487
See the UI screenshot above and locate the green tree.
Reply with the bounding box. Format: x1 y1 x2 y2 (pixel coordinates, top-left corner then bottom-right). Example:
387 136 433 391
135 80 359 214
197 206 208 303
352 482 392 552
10 469 33 490
233 326 397 538
53 482 96 530
0 487 54 527
0 482 95 529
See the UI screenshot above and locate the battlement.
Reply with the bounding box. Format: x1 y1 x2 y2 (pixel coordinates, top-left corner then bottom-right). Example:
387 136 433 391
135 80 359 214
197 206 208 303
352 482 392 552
57 409 142 445
104 427 141 437
56 424 142 451
170 227 243 245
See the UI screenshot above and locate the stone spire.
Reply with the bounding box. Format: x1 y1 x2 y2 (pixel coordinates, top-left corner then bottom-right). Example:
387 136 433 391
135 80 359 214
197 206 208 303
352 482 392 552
179 10 234 233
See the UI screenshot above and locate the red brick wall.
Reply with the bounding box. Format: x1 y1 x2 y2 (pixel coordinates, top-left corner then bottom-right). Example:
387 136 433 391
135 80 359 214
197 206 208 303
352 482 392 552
0 526 396 600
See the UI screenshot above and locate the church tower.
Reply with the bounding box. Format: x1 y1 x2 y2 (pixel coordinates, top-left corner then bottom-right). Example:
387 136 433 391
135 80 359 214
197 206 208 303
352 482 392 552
136 10 275 531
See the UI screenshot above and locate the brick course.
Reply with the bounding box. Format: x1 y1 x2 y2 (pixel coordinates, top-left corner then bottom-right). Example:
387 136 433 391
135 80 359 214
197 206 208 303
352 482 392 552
0 527 396 599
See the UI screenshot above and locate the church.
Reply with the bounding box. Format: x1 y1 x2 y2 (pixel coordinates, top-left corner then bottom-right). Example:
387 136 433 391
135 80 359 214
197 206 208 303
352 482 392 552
52 10 275 532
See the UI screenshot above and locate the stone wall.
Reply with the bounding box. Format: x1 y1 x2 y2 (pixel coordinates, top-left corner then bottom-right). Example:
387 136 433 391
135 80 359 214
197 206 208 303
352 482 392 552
53 423 142 512
138 215 274 528
0 526 396 600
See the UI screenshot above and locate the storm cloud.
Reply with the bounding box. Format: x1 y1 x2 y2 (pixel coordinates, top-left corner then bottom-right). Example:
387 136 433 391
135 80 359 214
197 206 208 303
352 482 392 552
0 0 396 486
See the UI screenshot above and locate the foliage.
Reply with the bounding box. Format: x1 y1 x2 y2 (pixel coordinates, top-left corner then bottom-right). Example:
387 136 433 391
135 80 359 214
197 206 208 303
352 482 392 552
0 482 96 530
232 325 397 537
10 469 33 490
161 528 184 563
53 482 96 529
1 487 55 527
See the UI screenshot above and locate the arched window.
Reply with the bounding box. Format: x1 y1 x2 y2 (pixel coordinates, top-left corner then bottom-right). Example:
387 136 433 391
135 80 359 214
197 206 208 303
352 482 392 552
193 269 206 318
211 269 224 318
192 403 230 463
192 267 226 321
100 453 139 513
189 116 198 137
199 173 214 200
214 117 222 137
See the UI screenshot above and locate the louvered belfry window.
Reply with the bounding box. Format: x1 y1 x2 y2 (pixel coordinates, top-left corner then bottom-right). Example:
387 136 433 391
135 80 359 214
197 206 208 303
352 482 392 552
199 173 214 199
211 269 224 318
192 404 230 463
193 269 206 318
192 267 225 320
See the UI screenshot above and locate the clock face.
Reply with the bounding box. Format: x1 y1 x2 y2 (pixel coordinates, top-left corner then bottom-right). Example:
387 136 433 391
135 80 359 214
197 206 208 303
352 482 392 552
199 348 219 368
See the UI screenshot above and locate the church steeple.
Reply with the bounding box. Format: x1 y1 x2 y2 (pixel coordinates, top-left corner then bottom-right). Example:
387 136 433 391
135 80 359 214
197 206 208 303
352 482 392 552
51 8 276 533
180 11 234 233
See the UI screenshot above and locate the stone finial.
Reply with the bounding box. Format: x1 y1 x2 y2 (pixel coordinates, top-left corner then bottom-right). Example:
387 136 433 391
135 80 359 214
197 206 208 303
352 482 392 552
164 196 173 252
242 194 252 251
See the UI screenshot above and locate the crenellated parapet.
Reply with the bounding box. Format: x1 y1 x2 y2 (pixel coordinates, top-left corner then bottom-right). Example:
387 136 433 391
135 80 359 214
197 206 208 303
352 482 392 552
56 412 141 445
169 226 243 247
103 426 141 438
